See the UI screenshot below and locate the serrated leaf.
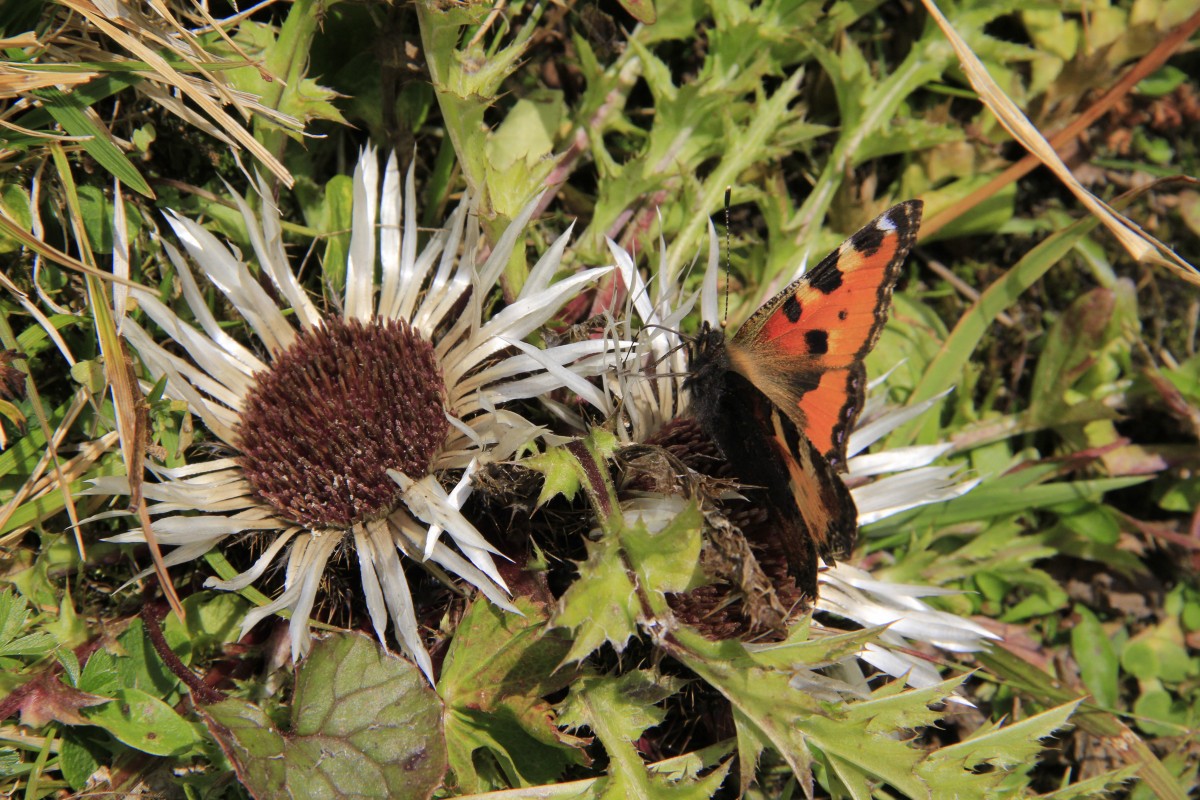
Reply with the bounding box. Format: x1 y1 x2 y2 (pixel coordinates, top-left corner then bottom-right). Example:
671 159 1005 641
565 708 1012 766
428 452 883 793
922 701 1080 786
663 628 824 783
526 446 584 507
802 680 964 798
1040 764 1140 799
83 687 200 756
559 671 722 800
553 533 640 664
621 502 705 594
0 631 55 658
440 597 585 791
225 20 347 136
0 588 31 644
77 648 119 696
201 632 446 800
664 626 978 795
559 671 682 744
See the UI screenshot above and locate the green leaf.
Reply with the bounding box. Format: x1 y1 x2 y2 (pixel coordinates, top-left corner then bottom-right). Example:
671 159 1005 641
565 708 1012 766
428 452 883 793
440 597 584 792
1071 605 1119 709
553 531 640 664
924 700 1079 776
316 174 354 297
82 687 201 756
526 446 584 507
559 670 681 744
0 183 32 254
32 87 154 198
201 632 446 800
0 588 55 658
621 501 705 594
888 212 1102 447
221 17 346 141
559 671 728 800
58 733 106 791
1131 683 1187 737
162 591 253 663
1040 765 1139 799
1121 620 1195 683
77 648 120 696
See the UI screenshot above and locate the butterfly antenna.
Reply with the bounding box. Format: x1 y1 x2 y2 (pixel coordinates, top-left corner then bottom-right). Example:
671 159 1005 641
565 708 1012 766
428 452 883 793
723 186 732 326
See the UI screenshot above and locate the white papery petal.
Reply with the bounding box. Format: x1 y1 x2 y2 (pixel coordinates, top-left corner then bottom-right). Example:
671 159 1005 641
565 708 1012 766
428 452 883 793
450 267 613 383
858 644 944 689
205 529 299 591
126 298 255 403
118 539 231 589
164 212 293 354
494 338 611 411
377 152 403 317
391 472 510 594
416 460 478 560
409 201 462 331
846 443 953 478
848 391 952 457
240 561 305 640
345 147 379 321
112 179 129 326
161 240 267 376
104 513 263 543
145 457 242 480
853 468 979 525
454 338 617 402
371 517 434 681
288 530 342 662
521 224 576 298
608 237 656 326
240 177 321 330
477 192 546 291
423 539 519 615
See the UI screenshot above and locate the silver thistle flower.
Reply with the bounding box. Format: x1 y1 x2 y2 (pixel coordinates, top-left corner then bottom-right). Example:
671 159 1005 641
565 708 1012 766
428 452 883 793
91 149 616 679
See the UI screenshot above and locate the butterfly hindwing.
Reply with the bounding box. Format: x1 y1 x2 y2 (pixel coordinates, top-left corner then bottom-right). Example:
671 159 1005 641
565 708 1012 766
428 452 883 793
696 370 854 598
730 201 922 467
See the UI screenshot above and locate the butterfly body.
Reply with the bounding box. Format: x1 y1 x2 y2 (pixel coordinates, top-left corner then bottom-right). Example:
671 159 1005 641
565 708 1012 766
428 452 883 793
685 201 923 599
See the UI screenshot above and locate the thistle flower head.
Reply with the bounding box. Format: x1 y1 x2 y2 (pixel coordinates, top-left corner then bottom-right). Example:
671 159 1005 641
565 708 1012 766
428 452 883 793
93 149 616 679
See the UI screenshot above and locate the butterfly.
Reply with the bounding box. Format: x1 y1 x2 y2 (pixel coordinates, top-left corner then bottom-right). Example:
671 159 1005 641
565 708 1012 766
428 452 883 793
685 201 923 600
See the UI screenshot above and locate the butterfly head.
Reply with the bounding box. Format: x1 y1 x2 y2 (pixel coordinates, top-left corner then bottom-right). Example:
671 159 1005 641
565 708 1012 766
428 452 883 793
683 321 731 425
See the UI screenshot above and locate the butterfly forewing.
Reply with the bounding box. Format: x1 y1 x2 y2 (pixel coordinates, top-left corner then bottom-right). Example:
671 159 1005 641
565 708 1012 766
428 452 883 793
731 201 922 466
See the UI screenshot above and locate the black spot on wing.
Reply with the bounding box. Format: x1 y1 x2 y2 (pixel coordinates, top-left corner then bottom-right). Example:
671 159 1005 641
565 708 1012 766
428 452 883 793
837 309 848 320
804 329 829 355
783 295 802 323
850 221 885 257
807 256 843 295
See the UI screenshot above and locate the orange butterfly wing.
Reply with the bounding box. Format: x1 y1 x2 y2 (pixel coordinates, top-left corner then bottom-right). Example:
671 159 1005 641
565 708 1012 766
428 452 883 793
728 201 922 469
